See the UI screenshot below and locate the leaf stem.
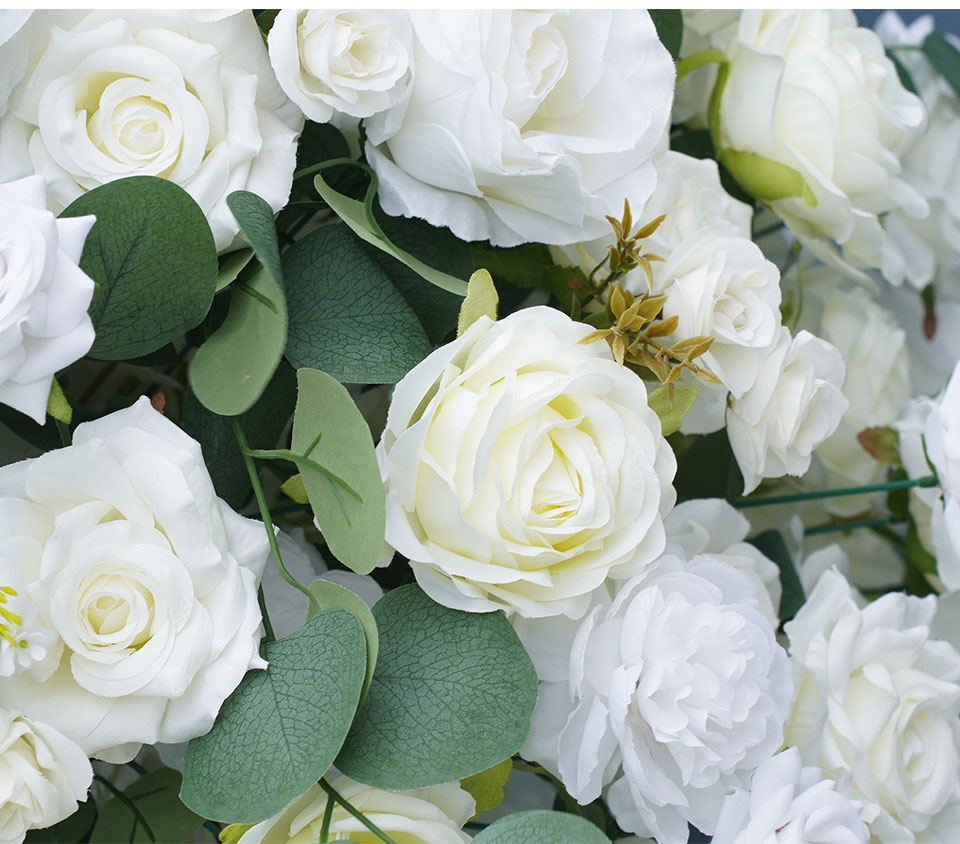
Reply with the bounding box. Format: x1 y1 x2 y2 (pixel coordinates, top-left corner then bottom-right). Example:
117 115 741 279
735 475 937 509
93 773 156 843
56 418 71 447
675 47 728 81
241 447 363 502
804 514 908 537
258 586 276 643
232 418 320 615
319 778 398 844
319 792 335 843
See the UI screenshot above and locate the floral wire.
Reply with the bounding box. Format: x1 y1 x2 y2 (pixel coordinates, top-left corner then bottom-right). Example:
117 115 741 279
734 475 937 508
93 773 156 843
231 418 320 615
318 778 398 844
804 514 908 537
318 792 335 843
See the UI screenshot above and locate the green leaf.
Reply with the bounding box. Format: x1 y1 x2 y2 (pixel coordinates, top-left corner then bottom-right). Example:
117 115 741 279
292 368 385 574
284 224 431 383
280 473 309 504
60 176 217 360
313 164 469 296
923 32 960 99
887 48 919 95
672 429 743 502
46 378 72 425
472 242 589 311
472 810 611 844
307 579 379 703
90 768 202 844
25 800 96 843
461 758 513 818
647 384 698 436
226 191 284 288
748 529 804 624
906 522 938 576
718 148 817 207
180 609 367 824
217 247 254 292
181 363 297 509
458 269 499 336
0 404 62 452
650 9 683 61
189 265 288 416
336 584 538 789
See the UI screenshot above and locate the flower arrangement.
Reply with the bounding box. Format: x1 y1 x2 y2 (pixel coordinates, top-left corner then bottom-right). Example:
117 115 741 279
2 8 960 844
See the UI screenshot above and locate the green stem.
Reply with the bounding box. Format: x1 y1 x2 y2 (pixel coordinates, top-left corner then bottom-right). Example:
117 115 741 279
269 502 313 518
257 586 275 643
94 773 155 843
232 419 320 615
707 56 731 152
735 475 937 509
675 47 728 81
319 778 398 844
319 791 335 843
241 447 363 502
204 821 222 841
56 419 71 447
126 760 148 776
805 514 908 537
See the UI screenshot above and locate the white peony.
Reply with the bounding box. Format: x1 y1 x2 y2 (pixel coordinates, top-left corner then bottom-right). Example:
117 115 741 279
0 11 302 252
665 498 781 628
0 176 95 424
377 305 676 619
785 568 960 842
712 747 867 844
716 11 927 285
366 10 674 247
0 397 268 762
0 708 92 844
727 327 848 495
267 10 412 135
518 552 792 843
876 13 960 295
227 774 473 844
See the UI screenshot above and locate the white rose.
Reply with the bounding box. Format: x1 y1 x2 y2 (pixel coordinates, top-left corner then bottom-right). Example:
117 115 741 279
0 397 268 762
717 11 927 285
518 552 792 843
378 305 676 619
876 13 960 295
0 11 302 252
228 774 473 844
712 747 868 844
0 175 95 424
665 497 781 627
0 708 92 844
924 360 960 559
727 327 848 495
366 10 674 247
268 10 412 135
785 568 960 841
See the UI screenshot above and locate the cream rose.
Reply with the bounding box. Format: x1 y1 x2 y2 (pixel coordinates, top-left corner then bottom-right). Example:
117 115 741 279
727 327 848 494
518 553 792 843
0 175 95 424
785 568 960 842
924 360 960 563
378 305 676 619
0 11 302 252
716 11 927 285
0 709 92 844
226 775 473 844
268 10 412 136
0 397 268 762
367 10 674 246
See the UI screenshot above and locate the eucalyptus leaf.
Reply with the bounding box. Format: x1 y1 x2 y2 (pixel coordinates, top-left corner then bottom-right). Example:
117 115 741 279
291 368 386 574
647 384 698 436
458 269 499 336
923 31 960 99
60 176 217 360
90 768 202 844
748 530 804 624
284 224 431 383
307 579 379 702
180 609 366 824
650 9 683 60
25 801 96 843
335 584 538 789
217 248 254 292
226 191 284 286
471 810 611 844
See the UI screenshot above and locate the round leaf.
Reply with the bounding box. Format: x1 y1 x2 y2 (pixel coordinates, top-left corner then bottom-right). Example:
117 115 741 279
472 811 611 844
60 176 217 360
335 585 537 789
180 609 366 824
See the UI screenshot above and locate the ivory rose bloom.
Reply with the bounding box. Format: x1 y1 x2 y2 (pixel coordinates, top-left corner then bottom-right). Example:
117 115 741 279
0 709 92 844
727 327 848 494
225 775 473 844
366 10 675 246
716 11 927 284
0 176 95 424
712 748 867 844
0 397 268 762
0 11 302 252
785 569 960 842
924 359 960 564
378 305 676 619
268 10 412 134
518 553 792 843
